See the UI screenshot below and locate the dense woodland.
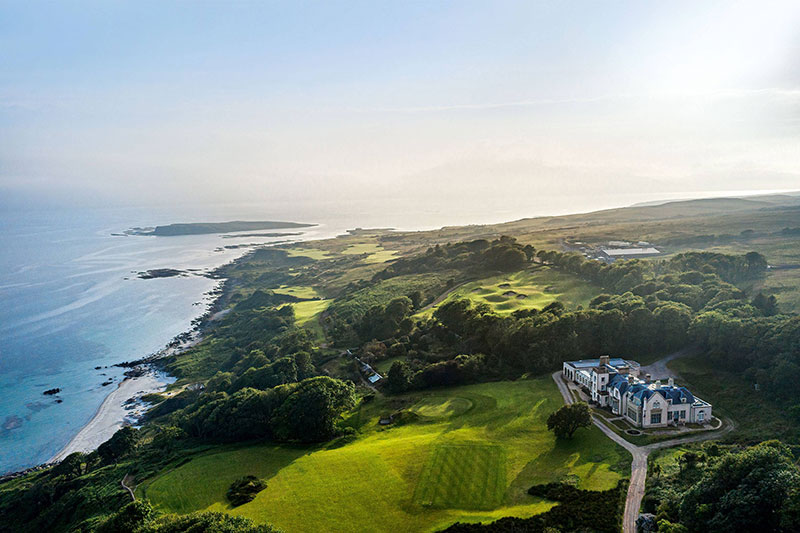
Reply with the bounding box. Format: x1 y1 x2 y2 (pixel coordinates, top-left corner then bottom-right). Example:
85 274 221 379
2 213 800 532
643 441 800 533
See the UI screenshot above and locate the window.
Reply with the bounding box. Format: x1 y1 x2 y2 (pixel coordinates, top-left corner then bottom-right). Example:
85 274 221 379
698 411 705 422
667 411 673 420
680 410 686 419
653 400 661 409
651 413 662 424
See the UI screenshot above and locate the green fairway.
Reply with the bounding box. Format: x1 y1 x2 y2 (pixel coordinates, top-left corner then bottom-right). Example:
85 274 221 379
342 242 399 263
410 396 473 419
282 299 330 340
414 443 506 509
418 266 600 317
284 247 333 260
272 284 321 299
141 378 629 532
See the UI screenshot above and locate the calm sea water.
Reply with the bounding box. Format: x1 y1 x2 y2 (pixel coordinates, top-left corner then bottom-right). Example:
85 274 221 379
0 204 352 473
1 199 501 474
0 190 783 473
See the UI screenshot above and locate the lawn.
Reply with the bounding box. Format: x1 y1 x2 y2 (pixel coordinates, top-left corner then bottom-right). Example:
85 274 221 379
283 299 330 340
283 247 333 260
341 242 400 264
374 356 406 374
140 378 629 533
272 284 322 300
418 266 601 318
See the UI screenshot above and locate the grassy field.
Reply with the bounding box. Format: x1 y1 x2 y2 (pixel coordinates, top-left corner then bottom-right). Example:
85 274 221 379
281 242 399 265
282 299 330 340
418 266 600 318
342 242 400 264
284 247 334 260
140 378 629 532
272 284 322 299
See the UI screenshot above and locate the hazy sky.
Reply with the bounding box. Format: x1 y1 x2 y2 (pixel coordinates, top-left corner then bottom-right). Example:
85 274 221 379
2 1 799 212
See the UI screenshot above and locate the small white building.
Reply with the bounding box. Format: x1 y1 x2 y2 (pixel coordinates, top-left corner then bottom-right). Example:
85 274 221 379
562 356 712 428
598 247 661 262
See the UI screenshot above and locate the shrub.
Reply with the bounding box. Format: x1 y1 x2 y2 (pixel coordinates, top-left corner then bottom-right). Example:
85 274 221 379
226 476 267 506
443 480 627 533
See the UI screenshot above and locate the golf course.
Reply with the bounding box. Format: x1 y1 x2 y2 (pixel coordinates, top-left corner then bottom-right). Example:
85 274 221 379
418 266 601 318
139 377 629 532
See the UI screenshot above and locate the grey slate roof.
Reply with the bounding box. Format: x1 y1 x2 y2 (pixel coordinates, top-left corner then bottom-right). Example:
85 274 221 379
627 384 695 405
566 358 630 369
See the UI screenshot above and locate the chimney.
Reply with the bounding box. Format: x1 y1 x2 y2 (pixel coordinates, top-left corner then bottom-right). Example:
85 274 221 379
645 373 652 382
599 355 610 366
668 377 674 387
655 380 662 388
618 366 629 375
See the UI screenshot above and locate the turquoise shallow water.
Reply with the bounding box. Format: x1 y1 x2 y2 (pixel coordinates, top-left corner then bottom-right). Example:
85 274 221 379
0 205 337 473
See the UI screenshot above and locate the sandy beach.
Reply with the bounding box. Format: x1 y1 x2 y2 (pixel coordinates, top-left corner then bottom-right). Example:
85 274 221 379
50 371 170 462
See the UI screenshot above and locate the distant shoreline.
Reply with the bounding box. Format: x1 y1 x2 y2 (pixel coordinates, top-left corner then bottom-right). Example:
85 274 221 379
124 220 316 237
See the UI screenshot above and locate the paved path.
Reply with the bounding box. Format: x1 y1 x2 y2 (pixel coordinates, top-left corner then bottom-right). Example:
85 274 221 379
121 474 136 501
551 370 731 533
639 347 694 381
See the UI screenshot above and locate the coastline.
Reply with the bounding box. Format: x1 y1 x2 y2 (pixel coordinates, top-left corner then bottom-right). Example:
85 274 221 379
46 246 260 464
41 231 325 468
50 370 171 462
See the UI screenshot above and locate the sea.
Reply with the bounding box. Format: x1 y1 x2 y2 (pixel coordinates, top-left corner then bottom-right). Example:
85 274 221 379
0 200 496 474
0 190 788 474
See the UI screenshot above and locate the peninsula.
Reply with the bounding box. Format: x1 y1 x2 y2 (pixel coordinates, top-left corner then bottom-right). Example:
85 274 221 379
127 220 315 237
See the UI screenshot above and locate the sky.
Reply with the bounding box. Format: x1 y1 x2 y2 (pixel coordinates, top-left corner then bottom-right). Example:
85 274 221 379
2 1 799 215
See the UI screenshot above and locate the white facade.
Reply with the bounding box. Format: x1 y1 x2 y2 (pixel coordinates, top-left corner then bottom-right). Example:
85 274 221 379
562 357 712 428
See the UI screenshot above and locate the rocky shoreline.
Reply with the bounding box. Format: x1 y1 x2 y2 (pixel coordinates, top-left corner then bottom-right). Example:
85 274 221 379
1 238 298 481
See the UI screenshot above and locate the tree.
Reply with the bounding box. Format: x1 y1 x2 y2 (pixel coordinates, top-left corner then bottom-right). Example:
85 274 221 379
97 427 140 464
679 441 800 533
51 452 86 479
679 451 699 473
143 511 277 532
546 402 591 438
150 426 185 454
227 476 267 506
99 500 279 533
270 376 356 442
385 360 412 393
96 500 154 533
752 292 778 316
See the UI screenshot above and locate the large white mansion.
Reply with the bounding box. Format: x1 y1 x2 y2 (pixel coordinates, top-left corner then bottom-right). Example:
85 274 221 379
562 356 712 428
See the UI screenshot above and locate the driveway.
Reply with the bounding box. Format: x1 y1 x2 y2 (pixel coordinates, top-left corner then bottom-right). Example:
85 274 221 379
639 347 695 381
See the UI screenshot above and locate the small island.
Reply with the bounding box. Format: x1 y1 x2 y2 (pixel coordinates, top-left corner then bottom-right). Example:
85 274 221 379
126 221 315 237
137 269 187 279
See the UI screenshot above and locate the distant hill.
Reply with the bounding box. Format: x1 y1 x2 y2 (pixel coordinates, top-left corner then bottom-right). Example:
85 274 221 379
131 220 316 236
